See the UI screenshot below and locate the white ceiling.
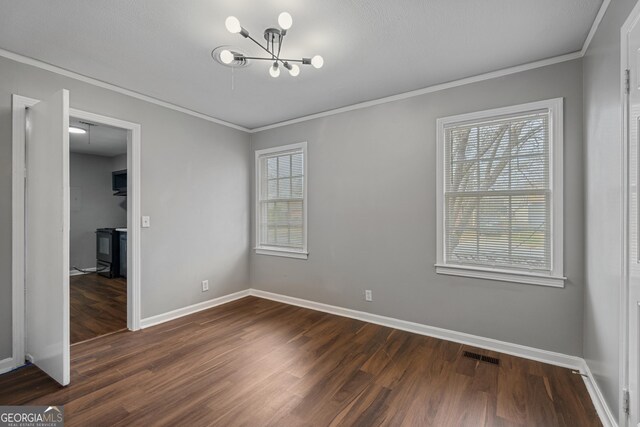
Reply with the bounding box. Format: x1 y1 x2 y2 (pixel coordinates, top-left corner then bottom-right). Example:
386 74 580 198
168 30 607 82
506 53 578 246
0 0 602 129
69 118 127 157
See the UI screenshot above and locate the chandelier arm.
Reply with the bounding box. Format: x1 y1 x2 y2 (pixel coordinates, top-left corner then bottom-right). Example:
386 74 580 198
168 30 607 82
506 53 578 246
268 37 274 60
241 56 306 64
244 33 276 58
246 35 279 68
242 30 289 65
277 34 283 60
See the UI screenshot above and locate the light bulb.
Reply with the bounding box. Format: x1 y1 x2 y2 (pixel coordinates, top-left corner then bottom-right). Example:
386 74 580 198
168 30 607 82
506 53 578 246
311 55 324 69
269 63 280 78
289 64 300 77
278 12 293 30
219 49 234 64
69 126 86 134
225 16 241 34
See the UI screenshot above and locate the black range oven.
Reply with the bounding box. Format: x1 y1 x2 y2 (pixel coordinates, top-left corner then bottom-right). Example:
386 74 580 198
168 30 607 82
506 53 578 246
96 228 121 278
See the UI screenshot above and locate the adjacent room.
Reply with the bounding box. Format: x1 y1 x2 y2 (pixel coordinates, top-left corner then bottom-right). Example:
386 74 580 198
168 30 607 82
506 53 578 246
0 0 635 426
68 119 128 344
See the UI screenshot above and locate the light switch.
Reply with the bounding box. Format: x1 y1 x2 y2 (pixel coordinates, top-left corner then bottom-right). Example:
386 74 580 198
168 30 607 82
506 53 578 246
141 216 151 228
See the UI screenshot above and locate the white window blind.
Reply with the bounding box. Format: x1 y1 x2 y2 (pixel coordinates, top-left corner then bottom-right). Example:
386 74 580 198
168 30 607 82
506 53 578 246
443 109 552 272
256 142 307 258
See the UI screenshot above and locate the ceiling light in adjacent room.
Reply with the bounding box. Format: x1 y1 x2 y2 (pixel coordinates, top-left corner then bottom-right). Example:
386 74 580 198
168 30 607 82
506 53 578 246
69 126 86 134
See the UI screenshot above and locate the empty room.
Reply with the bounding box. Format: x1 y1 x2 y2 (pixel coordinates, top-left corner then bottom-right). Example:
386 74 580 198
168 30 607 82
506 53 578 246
0 0 635 426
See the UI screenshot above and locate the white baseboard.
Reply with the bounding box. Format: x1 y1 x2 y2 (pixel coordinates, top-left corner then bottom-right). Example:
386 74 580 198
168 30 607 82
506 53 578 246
249 289 615 426
579 359 618 427
136 287 581 369
0 357 15 375
139 289 251 329
69 267 97 276
127 286 612 427
249 289 583 370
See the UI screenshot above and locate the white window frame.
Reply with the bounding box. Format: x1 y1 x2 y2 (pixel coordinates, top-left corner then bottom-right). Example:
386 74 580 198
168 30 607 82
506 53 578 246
435 98 565 288
255 141 308 260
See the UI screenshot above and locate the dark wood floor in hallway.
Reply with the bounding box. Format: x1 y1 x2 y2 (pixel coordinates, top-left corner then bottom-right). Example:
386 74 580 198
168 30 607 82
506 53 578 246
0 296 600 426
70 273 127 344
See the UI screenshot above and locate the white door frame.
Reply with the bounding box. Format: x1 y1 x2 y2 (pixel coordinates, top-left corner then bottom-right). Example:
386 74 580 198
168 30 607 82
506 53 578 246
11 93 142 372
622 2 640 425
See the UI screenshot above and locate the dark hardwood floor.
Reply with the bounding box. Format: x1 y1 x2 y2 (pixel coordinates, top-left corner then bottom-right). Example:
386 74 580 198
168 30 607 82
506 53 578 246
70 273 127 344
0 296 600 426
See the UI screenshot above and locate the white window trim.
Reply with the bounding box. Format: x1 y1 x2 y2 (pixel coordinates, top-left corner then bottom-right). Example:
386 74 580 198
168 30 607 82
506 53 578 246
255 141 308 260
435 98 565 288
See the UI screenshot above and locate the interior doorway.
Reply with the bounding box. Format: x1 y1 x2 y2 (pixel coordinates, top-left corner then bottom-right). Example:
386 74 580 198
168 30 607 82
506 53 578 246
68 117 128 344
10 93 141 385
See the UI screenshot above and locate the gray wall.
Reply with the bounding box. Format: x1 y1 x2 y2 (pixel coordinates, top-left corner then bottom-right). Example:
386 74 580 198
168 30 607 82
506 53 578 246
250 59 585 356
583 0 638 419
0 55 251 359
69 153 127 270
112 153 127 171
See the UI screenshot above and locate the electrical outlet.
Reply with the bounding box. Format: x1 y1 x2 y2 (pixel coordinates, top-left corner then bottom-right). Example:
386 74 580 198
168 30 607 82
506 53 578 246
201 280 209 292
365 290 372 302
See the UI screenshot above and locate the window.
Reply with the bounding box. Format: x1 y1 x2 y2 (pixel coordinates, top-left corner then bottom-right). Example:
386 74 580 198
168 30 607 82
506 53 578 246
435 99 565 287
255 142 308 259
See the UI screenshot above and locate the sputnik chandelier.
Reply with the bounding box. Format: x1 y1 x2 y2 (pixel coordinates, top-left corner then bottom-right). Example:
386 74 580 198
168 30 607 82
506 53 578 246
212 12 324 78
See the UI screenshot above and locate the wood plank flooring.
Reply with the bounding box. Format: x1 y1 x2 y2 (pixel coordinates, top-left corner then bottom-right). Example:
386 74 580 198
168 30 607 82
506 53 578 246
0 296 600 426
70 273 127 344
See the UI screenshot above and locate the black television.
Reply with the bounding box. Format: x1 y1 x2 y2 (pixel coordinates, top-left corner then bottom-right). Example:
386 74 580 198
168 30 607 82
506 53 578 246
112 169 127 196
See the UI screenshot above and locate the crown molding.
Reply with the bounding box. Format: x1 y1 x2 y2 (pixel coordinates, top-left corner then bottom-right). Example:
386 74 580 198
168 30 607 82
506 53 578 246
250 0 608 133
0 48 251 133
249 51 582 133
1 0 607 135
581 0 611 56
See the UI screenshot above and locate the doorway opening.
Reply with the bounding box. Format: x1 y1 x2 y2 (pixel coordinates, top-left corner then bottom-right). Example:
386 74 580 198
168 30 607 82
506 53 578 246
69 118 128 344
10 93 141 385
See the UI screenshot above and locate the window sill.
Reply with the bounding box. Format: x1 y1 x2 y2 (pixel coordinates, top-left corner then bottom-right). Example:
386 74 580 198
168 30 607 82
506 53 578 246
255 247 308 260
434 264 565 288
